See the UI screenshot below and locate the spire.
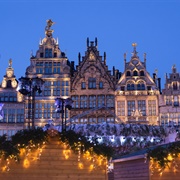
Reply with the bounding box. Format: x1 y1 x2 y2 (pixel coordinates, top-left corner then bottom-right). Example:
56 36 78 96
39 38 42 45
144 53 146 67
56 37 59 45
124 53 126 66
124 52 126 60
172 64 176 73
45 19 55 37
30 50 33 58
132 43 138 57
104 52 106 64
78 52 81 64
87 37 89 47
95 37 98 47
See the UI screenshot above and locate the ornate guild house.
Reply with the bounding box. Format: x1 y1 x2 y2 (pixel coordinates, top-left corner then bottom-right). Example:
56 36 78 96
21 19 71 128
115 44 160 125
70 38 120 124
159 65 180 126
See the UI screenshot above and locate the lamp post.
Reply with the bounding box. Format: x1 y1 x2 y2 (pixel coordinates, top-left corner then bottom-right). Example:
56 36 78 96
54 97 73 132
17 76 44 129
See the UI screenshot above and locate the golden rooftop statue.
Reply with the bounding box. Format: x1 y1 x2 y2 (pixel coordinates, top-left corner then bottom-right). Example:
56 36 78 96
45 19 55 30
45 19 55 37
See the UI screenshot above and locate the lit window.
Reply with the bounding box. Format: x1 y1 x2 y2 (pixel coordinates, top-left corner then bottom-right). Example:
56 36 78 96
45 48 52 58
72 96 79 108
89 95 96 108
99 82 103 89
88 78 96 89
98 95 105 107
127 100 135 116
80 95 87 108
107 95 114 108
148 100 156 116
81 82 86 89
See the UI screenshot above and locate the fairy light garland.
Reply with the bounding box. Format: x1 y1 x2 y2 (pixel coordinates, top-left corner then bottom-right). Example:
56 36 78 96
147 141 180 176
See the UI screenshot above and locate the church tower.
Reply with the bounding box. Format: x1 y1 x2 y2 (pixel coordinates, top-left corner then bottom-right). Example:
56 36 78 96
0 59 24 137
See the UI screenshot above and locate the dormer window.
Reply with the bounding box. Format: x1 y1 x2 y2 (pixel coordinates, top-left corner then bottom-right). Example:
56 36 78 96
140 70 144 76
88 78 96 89
126 71 131 76
173 82 177 90
133 70 138 76
45 48 52 58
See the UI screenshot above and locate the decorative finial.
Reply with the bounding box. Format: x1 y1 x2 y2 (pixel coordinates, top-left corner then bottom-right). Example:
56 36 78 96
144 53 146 59
172 64 176 73
131 43 138 57
78 52 81 64
95 37 98 47
87 38 89 47
132 43 137 47
172 64 176 69
124 53 126 59
56 37 59 45
9 58 12 67
104 52 106 64
154 69 158 75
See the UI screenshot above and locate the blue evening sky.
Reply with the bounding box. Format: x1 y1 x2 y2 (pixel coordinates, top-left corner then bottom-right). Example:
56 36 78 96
0 0 180 87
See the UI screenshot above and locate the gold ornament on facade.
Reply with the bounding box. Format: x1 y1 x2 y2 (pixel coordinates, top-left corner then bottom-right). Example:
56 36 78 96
132 43 137 47
45 19 55 37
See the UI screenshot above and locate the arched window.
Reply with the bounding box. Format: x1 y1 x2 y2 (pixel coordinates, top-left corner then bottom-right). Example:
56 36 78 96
140 71 144 76
137 84 141 90
131 84 135 90
141 84 145 90
133 70 138 76
126 71 131 76
137 82 145 90
127 84 131 90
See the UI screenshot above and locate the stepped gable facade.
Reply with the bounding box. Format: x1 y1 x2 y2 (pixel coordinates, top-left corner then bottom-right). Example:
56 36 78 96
115 43 160 124
0 59 24 137
159 65 180 126
70 38 121 124
24 19 71 128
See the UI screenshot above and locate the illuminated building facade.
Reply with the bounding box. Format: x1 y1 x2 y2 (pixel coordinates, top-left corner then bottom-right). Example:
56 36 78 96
0 59 24 137
0 20 180 131
159 65 180 126
115 44 160 125
70 38 121 124
24 20 71 128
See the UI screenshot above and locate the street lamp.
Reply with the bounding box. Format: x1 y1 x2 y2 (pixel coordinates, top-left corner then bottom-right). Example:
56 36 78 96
17 76 44 129
54 97 73 132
